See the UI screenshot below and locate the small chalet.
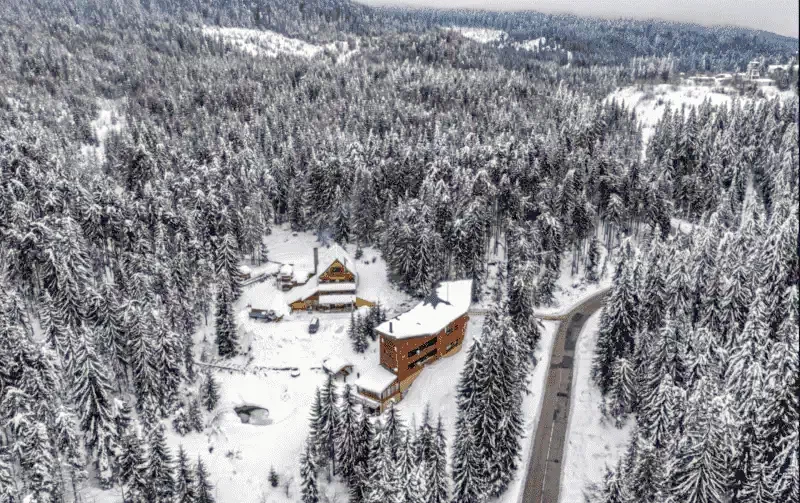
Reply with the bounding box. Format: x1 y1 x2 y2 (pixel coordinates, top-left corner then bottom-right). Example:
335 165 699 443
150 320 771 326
287 245 373 311
354 279 472 413
322 355 354 381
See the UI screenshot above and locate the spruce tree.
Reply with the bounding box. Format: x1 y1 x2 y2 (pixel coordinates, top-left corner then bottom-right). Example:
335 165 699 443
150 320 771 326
317 376 339 475
202 372 221 412
427 416 450 503
336 384 359 482
147 425 176 503
196 457 216 503
118 428 149 503
176 445 199 503
300 440 320 503
189 398 205 432
592 255 639 396
214 285 238 358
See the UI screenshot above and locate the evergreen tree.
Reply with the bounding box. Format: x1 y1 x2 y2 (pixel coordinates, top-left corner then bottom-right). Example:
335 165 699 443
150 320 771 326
173 404 191 435
71 326 117 486
592 255 639 395
146 426 176 503
427 416 450 503
607 357 637 425
349 312 368 353
175 446 199 503
268 466 279 488
336 384 359 482
317 376 339 475
201 372 221 412
300 440 320 503
118 428 149 503
585 235 601 283
196 458 216 503
189 398 205 432
214 285 238 358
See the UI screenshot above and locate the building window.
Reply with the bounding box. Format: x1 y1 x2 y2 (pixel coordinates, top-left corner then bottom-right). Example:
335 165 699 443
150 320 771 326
330 266 343 274
445 339 460 353
408 348 437 370
445 323 455 334
407 336 438 358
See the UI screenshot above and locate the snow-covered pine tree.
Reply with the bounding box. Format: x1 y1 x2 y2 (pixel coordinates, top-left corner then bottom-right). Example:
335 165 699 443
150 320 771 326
414 404 434 467
332 185 351 245
426 416 450 503
118 426 149 503
450 415 486 503
201 372 220 412
173 404 191 435
300 440 320 503
317 376 339 476
365 422 399 503
146 425 176 503
383 403 406 462
607 357 638 425
585 235 601 283
214 232 244 299
336 384 359 482
196 457 216 503
71 325 117 487
189 398 205 432
214 285 238 358
670 397 731 503
349 312 368 353
175 445 198 503
592 253 639 396
593 458 633 503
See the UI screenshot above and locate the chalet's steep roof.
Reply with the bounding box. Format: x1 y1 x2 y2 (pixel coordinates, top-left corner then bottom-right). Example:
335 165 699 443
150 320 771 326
375 280 473 339
317 244 358 280
318 294 355 306
355 365 397 395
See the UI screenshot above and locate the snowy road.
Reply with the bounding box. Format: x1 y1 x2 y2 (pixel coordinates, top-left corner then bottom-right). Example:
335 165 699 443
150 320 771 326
519 290 610 503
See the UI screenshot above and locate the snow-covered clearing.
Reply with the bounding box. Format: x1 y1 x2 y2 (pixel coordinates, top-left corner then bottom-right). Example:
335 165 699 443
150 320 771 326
201 25 359 62
514 37 546 52
81 98 125 163
608 82 796 157
560 310 633 503
447 26 507 43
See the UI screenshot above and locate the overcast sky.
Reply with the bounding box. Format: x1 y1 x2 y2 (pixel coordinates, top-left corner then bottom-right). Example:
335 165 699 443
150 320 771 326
357 0 800 38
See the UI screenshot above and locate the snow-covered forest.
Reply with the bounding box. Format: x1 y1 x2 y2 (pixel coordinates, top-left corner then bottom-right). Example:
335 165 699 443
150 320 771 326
0 0 797 502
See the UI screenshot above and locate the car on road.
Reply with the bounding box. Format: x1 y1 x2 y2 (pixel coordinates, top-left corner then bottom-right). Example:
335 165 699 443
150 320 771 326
308 317 320 334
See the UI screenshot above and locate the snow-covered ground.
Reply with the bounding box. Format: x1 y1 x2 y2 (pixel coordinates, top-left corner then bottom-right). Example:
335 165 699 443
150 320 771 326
608 82 796 158
560 310 633 503
447 26 507 44
201 25 359 62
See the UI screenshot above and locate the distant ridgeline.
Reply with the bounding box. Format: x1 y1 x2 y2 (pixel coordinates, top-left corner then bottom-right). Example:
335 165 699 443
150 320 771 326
3 0 797 70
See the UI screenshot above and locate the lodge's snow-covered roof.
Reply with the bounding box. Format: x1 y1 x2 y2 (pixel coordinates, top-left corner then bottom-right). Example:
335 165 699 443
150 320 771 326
279 264 293 276
318 282 357 293
355 365 397 394
322 355 352 375
375 280 473 339
318 294 355 306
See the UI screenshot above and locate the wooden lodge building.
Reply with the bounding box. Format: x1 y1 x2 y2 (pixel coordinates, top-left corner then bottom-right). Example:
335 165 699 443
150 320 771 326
354 280 472 413
286 245 374 311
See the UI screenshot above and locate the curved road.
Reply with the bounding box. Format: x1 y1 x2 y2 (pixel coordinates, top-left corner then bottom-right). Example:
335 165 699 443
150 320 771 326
521 290 610 503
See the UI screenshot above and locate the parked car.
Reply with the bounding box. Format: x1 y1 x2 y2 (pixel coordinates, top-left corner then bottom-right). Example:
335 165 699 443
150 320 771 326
249 308 279 322
308 317 320 334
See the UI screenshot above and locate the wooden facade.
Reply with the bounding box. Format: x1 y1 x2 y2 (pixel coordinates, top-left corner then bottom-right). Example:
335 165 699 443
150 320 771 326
378 314 468 383
319 259 355 283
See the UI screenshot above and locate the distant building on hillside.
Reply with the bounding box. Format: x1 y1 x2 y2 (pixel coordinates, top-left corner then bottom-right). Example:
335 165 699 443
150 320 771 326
354 280 472 413
286 245 373 311
746 60 763 80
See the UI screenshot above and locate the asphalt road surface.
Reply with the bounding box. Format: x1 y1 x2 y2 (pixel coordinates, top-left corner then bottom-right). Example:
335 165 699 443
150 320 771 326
521 291 609 503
